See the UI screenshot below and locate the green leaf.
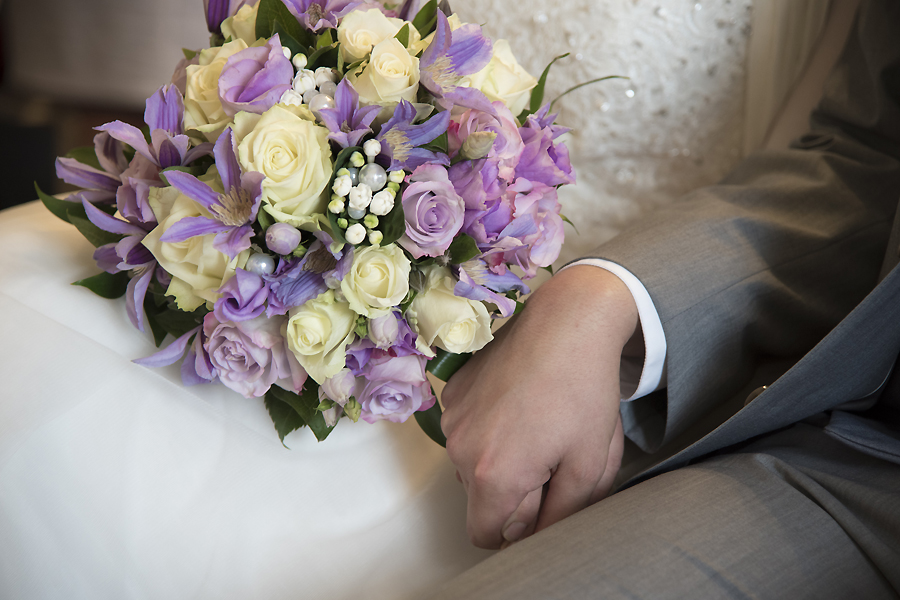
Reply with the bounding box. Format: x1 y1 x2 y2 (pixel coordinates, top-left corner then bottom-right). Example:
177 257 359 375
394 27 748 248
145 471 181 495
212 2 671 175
68 212 124 248
37 183 82 223
183 48 199 60
307 411 336 442
412 0 438 37
267 384 336 443
528 53 570 116
65 146 102 171
72 271 129 299
514 300 526 314
316 28 334 49
265 392 309 444
273 22 305 58
541 265 554 275
426 348 471 382
560 213 579 234
414 397 446 447
258 205 275 232
548 75 628 113
447 233 479 264
394 22 411 47
256 0 316 48
307 43 340 70
420 130 448 154
143 294 170 347
379 188 406 246
153 306 206 339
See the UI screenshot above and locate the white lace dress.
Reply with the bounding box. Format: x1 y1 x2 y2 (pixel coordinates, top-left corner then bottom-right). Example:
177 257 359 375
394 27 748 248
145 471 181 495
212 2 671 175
0 1 837 598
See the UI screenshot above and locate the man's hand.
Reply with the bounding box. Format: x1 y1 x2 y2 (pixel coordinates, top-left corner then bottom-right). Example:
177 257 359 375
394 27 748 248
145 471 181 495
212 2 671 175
440 266 639 549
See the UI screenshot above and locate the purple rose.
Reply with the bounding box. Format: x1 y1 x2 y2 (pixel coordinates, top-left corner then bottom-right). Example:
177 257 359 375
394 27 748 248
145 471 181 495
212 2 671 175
320 368 359 406
214 268 269 322
449 102 523 182
218 35 294 117
399 164 465 258
203 313 307 398
481 178 565 278
358 354 435 423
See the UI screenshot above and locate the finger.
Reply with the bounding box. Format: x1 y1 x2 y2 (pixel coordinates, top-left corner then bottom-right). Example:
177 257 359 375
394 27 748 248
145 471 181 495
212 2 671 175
534 458 602 534
500 487 543 548
465 467 541 548
589 415 624 505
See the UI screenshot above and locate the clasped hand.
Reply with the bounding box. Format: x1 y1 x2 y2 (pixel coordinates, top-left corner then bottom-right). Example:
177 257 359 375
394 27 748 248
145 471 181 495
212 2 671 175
441 266 639 549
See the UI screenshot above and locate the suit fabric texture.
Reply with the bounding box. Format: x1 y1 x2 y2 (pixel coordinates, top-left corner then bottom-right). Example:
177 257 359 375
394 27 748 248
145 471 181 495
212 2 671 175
429 0 900 597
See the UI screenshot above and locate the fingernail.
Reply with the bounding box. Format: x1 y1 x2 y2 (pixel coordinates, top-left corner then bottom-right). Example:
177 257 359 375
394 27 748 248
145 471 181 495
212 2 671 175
502 521 527 543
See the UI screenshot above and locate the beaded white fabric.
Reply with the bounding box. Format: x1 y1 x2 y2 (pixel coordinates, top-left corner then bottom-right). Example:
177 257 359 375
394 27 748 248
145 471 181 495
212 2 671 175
452 0 754 264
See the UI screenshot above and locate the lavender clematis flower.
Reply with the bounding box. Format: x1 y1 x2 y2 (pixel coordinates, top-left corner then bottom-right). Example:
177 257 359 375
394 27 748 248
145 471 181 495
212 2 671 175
515 104 576 188
453 258 529 317
218 35 294 117
377 100 450 171
318 79 381 148
419 11 495 114
159 128 264 259
133 325 218 387
282 0 360 31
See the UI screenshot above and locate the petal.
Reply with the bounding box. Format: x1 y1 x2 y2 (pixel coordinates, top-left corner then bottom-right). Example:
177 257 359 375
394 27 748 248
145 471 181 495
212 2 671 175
134 325 201 367
56 157 120 192
126 267 154 333
93 131 128 176
213 224 254 259
81 197 145 236
213 128 242 192
145 84 185 135
159 216 231 243
446 24 492 76
96 121 155 164
163 169 221 209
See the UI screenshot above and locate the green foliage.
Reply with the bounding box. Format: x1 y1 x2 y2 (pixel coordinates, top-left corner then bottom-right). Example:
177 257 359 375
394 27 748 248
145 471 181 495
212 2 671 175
274 22 306 58
316 28 334 49
72 271 129 299
414 398 446 447
265 384 336 444
256 0 316 49
307 42 340 70
412 0 438 37
378 190 407 246
395 22 411 47
68 213 124 248
182 48 199 60
447 233 479 264
154 306 207 339
560 213 579 234
426 348 471 382
37 183 80 224
548 75 628 113
523 53 570 119
65 146 102 171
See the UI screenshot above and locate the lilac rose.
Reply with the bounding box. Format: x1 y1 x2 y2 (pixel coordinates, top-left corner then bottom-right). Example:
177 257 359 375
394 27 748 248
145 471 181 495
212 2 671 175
358 353 435 423
218 35 294 117
214 268 269 322
399 164 465 259
449 102 524 182
203 312 307 398
515 107 576 188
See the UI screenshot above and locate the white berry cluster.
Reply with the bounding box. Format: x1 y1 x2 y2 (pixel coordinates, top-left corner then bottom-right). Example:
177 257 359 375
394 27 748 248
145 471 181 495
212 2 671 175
278 49 338 117
329 140 405 246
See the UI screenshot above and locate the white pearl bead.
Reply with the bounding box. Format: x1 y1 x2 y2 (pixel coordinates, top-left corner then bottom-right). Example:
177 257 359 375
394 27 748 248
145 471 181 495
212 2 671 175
245 253 276 275
359 163 387 192
344 166 359 186
347 207 366 220
309 94 335 116
318 80 337 97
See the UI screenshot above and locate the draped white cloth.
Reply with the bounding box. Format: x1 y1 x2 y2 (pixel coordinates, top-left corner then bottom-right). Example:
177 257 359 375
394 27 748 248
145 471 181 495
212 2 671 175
0 202 492 599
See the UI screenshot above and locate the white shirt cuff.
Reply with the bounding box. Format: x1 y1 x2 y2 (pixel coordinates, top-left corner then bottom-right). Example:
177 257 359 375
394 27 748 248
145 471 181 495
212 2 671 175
559 259 667 401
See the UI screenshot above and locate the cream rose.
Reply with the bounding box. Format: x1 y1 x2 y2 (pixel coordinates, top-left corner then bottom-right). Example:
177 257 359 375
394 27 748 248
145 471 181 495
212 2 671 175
341 244 411 318
408 265 492 354
284 290 357 383
462 40 537 116
233 105 332 229
348 38 420 106
143 184 249 311
337 8 418 63
184 39 249 141
221 2 260 46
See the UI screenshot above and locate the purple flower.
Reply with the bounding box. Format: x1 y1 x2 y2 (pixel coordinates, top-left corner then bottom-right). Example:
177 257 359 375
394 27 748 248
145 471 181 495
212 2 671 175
133 325 217 387
204 0 254 34
318 79 381 148
419 11 495 114
203 312 307 398
376 100 450 171
449 102 524 181
282 0 360 31
265 222 303 255
214 268 269 322
218 35 294 117
158 128 264 259
481 179 565 278
262 237 353 316
399 164 465 258
515 105 576 188
449 158 510 244
453 258 529 318
368 312 399 349
320 368 359 406
358 353 435 423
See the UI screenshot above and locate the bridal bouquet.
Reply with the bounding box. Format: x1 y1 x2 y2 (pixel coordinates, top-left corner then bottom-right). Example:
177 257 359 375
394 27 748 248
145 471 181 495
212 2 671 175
38 0 579 445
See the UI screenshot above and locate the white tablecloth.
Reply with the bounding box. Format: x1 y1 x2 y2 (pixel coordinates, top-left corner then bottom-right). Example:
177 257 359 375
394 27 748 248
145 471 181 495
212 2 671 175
0 201 491 599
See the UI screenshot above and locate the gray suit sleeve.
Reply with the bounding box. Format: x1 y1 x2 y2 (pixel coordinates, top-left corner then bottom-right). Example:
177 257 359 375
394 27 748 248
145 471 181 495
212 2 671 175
589 0 900 452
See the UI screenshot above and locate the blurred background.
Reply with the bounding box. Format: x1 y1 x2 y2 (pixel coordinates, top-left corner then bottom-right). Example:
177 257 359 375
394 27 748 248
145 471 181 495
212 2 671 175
0 0 209 210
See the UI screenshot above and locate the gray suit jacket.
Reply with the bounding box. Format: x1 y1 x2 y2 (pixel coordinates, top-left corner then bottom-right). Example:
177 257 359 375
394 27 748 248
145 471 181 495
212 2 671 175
592 0 900 484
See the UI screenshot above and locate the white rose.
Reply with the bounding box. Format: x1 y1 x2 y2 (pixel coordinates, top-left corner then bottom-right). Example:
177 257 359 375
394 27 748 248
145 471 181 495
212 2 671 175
221 2 260 46
143 184 249 311
462 39 537 116
184 39 249 141
233 105 332 229
337 8 419 63
284 290 357 384
408 264 492 354
341 244 411 318
348 38 420 106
